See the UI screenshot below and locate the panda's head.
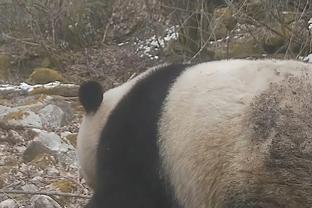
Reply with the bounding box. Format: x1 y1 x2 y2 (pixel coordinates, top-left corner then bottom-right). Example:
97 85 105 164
76 75 148 189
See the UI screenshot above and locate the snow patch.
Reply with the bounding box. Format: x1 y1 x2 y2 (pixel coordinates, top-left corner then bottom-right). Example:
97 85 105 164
134 25 179 60
303 54 312 63
308 17 312 31
0 81 77 93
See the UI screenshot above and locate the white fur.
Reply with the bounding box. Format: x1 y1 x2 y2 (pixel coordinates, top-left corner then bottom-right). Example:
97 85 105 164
77 64 168 189
158 59 312 207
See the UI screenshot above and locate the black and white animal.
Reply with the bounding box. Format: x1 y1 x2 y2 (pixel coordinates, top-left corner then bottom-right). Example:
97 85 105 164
77 59 312 208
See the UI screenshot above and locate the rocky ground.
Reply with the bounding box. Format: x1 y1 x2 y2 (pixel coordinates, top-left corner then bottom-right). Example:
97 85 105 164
0 81 91 207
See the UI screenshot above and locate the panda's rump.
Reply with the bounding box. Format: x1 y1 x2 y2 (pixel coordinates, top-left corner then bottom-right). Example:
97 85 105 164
158 59 312 208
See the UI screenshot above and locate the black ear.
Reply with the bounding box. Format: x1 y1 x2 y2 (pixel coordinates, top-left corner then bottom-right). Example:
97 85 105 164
79 81 103 114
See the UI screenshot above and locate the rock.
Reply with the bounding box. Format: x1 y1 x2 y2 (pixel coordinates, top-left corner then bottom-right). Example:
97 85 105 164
11 94 49 108
21 184 38 192
61 132 77 147
46 167 60 177
24 130 78 167
47 98 74 125
31 153 57 169
32 129 72 152
214 37 262 59
213 7 237 38
244 0 266 21
38 104 65 129
23 141 56 163
7 130 24 144
27 68 64 84
0 199 16 208
30 176 43 184
0 54 10 81
110 0 150 41
0 105 14 119
57 150 78 168
30 195 62 208
3 110 42 129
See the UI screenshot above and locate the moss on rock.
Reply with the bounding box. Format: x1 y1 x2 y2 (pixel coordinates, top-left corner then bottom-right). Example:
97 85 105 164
214 38 263 59
27 68 65 84
4 110 30 121
64 133 77 148
52 179 77 193
30 153 57 169
214 7 237 34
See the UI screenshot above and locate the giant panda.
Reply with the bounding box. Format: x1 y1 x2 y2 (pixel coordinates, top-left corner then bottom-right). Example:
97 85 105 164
77 59 312 208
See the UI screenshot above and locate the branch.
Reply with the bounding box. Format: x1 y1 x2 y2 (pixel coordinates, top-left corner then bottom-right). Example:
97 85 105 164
0 190 92 199
2 34 40 46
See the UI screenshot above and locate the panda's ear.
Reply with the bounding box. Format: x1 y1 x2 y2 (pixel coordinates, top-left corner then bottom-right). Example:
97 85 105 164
79 81 103 114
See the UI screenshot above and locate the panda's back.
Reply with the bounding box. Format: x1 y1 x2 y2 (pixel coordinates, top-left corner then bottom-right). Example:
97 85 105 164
161 59 311 128
159 59 312 208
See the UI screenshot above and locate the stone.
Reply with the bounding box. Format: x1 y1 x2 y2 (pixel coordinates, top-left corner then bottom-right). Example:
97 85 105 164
52 179 77 193
27 68 64 84
38 104 65 129
4 110 42 129
21 184 38 192
32 129 72 152
23 141 56 163
0 199 16 208
30 195 62 208
0 105 14 119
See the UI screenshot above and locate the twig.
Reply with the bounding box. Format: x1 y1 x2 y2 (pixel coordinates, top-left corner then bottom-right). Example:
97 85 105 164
226 31 230 59
199 0 204 48
161 4 200 13
102 16 113 43
285 0 310 58
0 190 92 199
188 11 223 62
2 34 40 46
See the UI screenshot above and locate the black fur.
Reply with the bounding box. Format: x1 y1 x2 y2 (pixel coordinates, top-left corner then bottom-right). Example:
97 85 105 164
79 81 103 114
87 64 189 208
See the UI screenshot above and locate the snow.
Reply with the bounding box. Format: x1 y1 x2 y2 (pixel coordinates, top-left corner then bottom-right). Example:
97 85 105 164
134 25 179 60
0 81 77 93
303 54 312 63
